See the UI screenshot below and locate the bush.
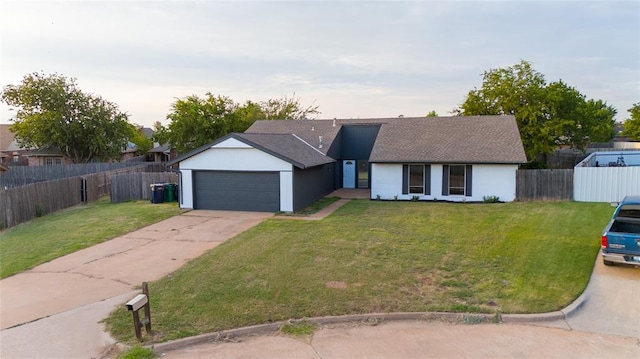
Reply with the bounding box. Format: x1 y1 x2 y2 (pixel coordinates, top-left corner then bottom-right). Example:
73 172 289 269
483 195 501 203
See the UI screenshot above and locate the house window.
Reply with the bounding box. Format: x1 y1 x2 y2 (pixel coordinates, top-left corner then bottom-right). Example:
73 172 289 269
409 165 424 194
13 155 19 162
45 158 53 166
442 165 473 197
55 158 62 165
403 164 431 195
449 165 465 195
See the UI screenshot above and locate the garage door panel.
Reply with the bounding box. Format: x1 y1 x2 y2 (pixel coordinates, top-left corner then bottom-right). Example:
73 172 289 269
194 171 280 212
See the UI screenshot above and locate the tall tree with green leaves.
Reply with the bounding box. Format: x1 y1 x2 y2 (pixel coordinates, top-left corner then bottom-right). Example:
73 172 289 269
426 110 438 117
260 93 320 120
1 72 131 163
459 60 615 162
543 81 615 151
621 103 640 140
127 124 154 154
156 93 320 154
158 93 238 154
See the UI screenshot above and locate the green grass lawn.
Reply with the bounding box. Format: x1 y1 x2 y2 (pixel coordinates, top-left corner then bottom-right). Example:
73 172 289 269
0 197 185 278
104 200 613 344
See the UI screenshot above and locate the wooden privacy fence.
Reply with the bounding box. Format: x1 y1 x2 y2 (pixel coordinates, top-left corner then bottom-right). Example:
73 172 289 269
0 164 166 229
516 169 573 201
0 162 157 189
0 177 82 229
110 172 178 203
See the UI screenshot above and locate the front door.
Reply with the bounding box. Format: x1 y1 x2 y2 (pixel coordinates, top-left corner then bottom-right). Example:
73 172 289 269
343 160 356 188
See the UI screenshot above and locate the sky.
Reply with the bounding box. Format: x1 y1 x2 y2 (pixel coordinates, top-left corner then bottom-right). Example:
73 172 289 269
1 0 639 128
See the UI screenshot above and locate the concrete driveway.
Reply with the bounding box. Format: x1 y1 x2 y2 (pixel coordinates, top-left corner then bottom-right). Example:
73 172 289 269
0 210 272 358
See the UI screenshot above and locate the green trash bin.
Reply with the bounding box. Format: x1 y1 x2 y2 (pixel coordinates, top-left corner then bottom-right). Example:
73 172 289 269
164 183 175 202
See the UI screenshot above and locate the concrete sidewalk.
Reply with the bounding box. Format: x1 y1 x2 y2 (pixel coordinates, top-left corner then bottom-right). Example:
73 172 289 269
158 321 639 359
0 210 272 359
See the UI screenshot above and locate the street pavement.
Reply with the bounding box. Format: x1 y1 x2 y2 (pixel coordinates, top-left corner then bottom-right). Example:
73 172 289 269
565 258 640 338
158 321 639 359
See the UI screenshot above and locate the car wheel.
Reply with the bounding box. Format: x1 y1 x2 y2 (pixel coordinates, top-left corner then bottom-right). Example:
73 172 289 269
603 259 615 266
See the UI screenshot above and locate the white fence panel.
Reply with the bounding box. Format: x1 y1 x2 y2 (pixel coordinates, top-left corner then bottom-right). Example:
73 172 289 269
574 167 640 202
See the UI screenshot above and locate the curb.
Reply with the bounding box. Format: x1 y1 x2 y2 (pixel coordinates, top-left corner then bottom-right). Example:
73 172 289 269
150 312 497 353
150 271 593 353
149 292 588 354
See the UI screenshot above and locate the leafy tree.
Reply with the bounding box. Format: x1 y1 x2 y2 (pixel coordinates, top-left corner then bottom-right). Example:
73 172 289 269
460 60 548 160
127 124 154 154
426 110 438 117
260 93 320 120
160 93 238 154
459 60 615 161
1 72 131 163
157 93 320 154
582 99 616 144
543 81 614 151
621 103 640 140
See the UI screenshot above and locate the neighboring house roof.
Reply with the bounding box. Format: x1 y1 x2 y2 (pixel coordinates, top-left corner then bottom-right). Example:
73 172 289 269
141 127 155 139
149 143 170 153
169 132 334 169
124 141 138 153
24 145 63 157
0 124 14 151
1 125 33 152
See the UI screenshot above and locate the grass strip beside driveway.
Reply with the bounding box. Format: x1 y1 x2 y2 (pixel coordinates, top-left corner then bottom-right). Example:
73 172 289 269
105 200 613 344
0 198 185 279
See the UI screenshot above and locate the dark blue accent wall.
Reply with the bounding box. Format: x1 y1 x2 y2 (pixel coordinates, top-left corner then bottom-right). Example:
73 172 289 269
340 125 380 159
293 163 335 210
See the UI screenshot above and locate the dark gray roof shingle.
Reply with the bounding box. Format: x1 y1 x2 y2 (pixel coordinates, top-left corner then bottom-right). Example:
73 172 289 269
169 115 526 166
248 116 526 164
246 120 342 155
234 133 334 168
167 132 334 169
369 116 526 163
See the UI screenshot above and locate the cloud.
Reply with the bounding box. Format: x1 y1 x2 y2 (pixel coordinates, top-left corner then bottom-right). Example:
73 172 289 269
1 1 638 125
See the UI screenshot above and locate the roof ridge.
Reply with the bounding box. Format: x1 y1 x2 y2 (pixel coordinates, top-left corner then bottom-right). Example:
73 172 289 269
291 133 326 155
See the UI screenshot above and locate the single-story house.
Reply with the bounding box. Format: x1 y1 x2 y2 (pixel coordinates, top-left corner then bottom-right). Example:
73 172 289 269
168 115 527 212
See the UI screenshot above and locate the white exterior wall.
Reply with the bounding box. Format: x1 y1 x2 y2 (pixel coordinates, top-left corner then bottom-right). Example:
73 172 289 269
177 138 293 211
371 163 518 202
179 169 193 208
574 167 640 202
473 165 518 202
